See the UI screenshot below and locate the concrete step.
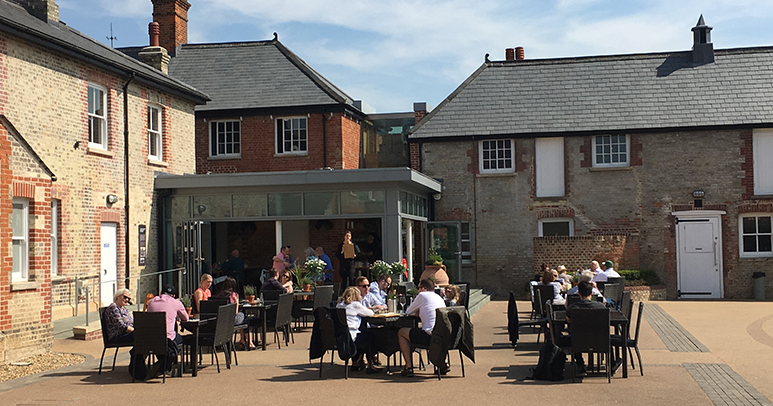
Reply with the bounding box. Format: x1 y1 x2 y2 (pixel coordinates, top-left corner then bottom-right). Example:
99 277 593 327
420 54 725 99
467 287 491 317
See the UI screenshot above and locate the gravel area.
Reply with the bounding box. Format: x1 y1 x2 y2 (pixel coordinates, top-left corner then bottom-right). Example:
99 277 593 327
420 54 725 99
0 352 85 383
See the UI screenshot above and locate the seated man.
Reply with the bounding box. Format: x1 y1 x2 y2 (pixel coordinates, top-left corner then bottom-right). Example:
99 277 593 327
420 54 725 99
565 280 608 376
261 268 292 293
362 275 390 310
567 270 604 299
593 260 621 282
144 284 188 375
397 278 446 377
315 246 335 282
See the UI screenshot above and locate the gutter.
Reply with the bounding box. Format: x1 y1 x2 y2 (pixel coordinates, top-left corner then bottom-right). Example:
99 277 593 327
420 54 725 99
123 72 135 290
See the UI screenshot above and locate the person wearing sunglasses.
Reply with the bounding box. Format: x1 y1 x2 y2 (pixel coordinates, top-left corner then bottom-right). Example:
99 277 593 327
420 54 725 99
104 288 134 344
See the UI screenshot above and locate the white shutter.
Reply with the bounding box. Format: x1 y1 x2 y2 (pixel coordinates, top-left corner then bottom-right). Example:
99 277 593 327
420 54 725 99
535 137 564 197
754 129 773 195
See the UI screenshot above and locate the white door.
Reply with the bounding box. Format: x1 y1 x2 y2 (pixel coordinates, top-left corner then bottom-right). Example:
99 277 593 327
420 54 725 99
675 214 723 299
535 137 564 197
100 223 117 306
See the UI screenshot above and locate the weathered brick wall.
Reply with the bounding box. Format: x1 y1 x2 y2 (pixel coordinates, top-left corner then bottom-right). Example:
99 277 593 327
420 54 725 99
533 235 640 273
419 128 772 300
0 30 196 361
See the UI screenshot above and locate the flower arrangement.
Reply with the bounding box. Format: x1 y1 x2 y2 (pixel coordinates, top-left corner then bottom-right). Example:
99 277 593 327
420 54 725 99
304 258 326 278
371 260 392 278
425 247 444 266
390 261 407 277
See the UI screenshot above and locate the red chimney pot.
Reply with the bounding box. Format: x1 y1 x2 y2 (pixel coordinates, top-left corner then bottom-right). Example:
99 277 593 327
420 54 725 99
505 48 515 61
149 22 160 47
515 47 525 60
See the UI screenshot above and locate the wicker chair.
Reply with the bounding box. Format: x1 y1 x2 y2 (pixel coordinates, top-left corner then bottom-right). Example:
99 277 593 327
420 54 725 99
98 306 134 374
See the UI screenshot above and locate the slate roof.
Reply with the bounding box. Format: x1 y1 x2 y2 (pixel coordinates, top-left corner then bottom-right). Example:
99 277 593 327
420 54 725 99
409 47 773 140
168 39 357 112
0 0 209 104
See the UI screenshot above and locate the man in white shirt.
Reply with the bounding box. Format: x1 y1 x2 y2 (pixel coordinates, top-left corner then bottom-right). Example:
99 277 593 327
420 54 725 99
588 260 602 276
397 278 446 377
593 260 621 282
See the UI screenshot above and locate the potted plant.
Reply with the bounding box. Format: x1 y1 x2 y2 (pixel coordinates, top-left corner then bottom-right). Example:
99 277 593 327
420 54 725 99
390 261 407 279
180 296 192 316
371 260 392 279
304 258 326 283
244 285 256 304
420 247 449 286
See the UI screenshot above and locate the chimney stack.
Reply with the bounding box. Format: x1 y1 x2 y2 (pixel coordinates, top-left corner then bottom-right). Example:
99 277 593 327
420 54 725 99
515 47 525 60
138 22 170 73
505 48 515 61
151 0 191 56
12 0 59 23
691 15 714 64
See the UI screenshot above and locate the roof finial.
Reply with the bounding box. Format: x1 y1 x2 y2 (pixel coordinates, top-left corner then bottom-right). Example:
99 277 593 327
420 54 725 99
273 32 278 42
691 14 714 64
485 53 490 63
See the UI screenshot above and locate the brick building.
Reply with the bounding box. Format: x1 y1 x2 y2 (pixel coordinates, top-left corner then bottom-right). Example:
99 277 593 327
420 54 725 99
0 0 207 362
409 17 773 300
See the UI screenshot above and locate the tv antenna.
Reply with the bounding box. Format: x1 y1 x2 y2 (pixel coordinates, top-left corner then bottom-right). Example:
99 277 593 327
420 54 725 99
107 23 118 47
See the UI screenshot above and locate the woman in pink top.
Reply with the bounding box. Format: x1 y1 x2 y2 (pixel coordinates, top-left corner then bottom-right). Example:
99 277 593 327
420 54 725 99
216 277 255 350
193 273 213 316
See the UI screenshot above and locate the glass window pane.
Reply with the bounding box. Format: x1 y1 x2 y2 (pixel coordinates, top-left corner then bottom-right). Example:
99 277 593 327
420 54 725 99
759 235 772 252
341 191 385 214
12 240 22 275
304 192 339 215
12 203 24 236
743 235 757 252
758 217 771 234
232 194 268 217
268 193 302 216
542 221 570 236
193 195 231 218
743 217 757 234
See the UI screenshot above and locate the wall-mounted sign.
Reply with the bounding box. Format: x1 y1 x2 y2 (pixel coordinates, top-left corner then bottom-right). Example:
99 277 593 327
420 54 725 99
138 224 146 266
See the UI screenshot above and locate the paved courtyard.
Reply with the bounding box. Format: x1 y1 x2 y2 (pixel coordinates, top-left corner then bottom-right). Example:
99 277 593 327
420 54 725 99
1 300 772 406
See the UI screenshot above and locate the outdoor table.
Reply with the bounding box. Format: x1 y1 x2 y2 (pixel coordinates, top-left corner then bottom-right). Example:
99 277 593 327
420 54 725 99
362 313 420 372
180 317 210 377
553 309 629 378
241 303 275 351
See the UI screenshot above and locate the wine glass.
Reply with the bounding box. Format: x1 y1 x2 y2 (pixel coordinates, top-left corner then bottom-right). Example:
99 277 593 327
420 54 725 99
399 295 406 313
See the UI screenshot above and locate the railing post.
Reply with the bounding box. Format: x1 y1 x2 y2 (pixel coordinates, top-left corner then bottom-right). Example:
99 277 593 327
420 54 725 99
84 285 90 326
74 276 79 317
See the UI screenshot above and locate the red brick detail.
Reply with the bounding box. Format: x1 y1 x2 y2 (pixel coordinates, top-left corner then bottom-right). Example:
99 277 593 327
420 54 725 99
536 207 575 219
409 143 420 171
740 129 754 200
467 142 478 174
630 134 642 166
533 234 640 273
74 329 102 341
0 124 11 331
151 0 191 54
672 204 727 212
100 210 122 223
12 180 35 198
579 137 592 168
737 203 773 214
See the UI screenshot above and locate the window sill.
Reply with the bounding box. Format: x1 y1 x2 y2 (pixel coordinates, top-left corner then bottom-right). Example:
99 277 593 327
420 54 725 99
11 280 41 291
147 158 168 168
588 166 632 172
751 195 773 200
739 254 773 259
476 171 516 178
86 147 113 158
208 155 241 161
274 152 309 158
51 275 67 282
533 196 566 202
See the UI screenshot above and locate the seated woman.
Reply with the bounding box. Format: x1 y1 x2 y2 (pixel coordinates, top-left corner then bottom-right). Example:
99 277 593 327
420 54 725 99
444 284 460 307
215 277 255 350
336 287 382 374
193 273 213 316
279 270 295 293
541 269 566 305
105 288 134 344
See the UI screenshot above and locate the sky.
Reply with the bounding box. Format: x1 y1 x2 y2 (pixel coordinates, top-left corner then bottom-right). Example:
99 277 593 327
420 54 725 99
57 0 773 113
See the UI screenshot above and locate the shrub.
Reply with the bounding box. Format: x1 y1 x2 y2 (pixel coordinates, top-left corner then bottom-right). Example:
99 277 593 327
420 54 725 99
617 269 660 286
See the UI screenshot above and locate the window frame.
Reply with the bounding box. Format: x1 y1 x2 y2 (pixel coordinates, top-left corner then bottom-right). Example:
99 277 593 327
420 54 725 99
148 104 163 161
88 83 108 150
592 134 630 168
753 128 773 195
478 139 514 174
460 221 472 265
538 218 574 237
12 198 29 282
739 213 773 258
209 119 241 158
275 117 308 155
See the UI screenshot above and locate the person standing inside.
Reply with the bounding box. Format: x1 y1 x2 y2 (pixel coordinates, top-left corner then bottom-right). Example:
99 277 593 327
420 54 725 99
221 249 245 281
336 231 360 289
272 246 291 275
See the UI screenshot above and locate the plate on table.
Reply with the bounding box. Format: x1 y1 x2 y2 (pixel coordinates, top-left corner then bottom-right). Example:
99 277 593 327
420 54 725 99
370 312 401 318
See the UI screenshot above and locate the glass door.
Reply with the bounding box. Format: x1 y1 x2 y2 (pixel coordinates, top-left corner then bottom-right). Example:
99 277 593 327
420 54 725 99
427 222 461 282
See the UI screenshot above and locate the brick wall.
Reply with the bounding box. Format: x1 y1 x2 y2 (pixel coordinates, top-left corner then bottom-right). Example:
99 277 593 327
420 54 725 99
420 128 769 299
151 0 190 55
532 235 640 273
0 30 197 361
196 111 362 174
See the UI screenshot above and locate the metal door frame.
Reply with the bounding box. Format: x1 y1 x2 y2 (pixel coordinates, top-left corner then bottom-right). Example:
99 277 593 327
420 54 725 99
427 221 462 282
